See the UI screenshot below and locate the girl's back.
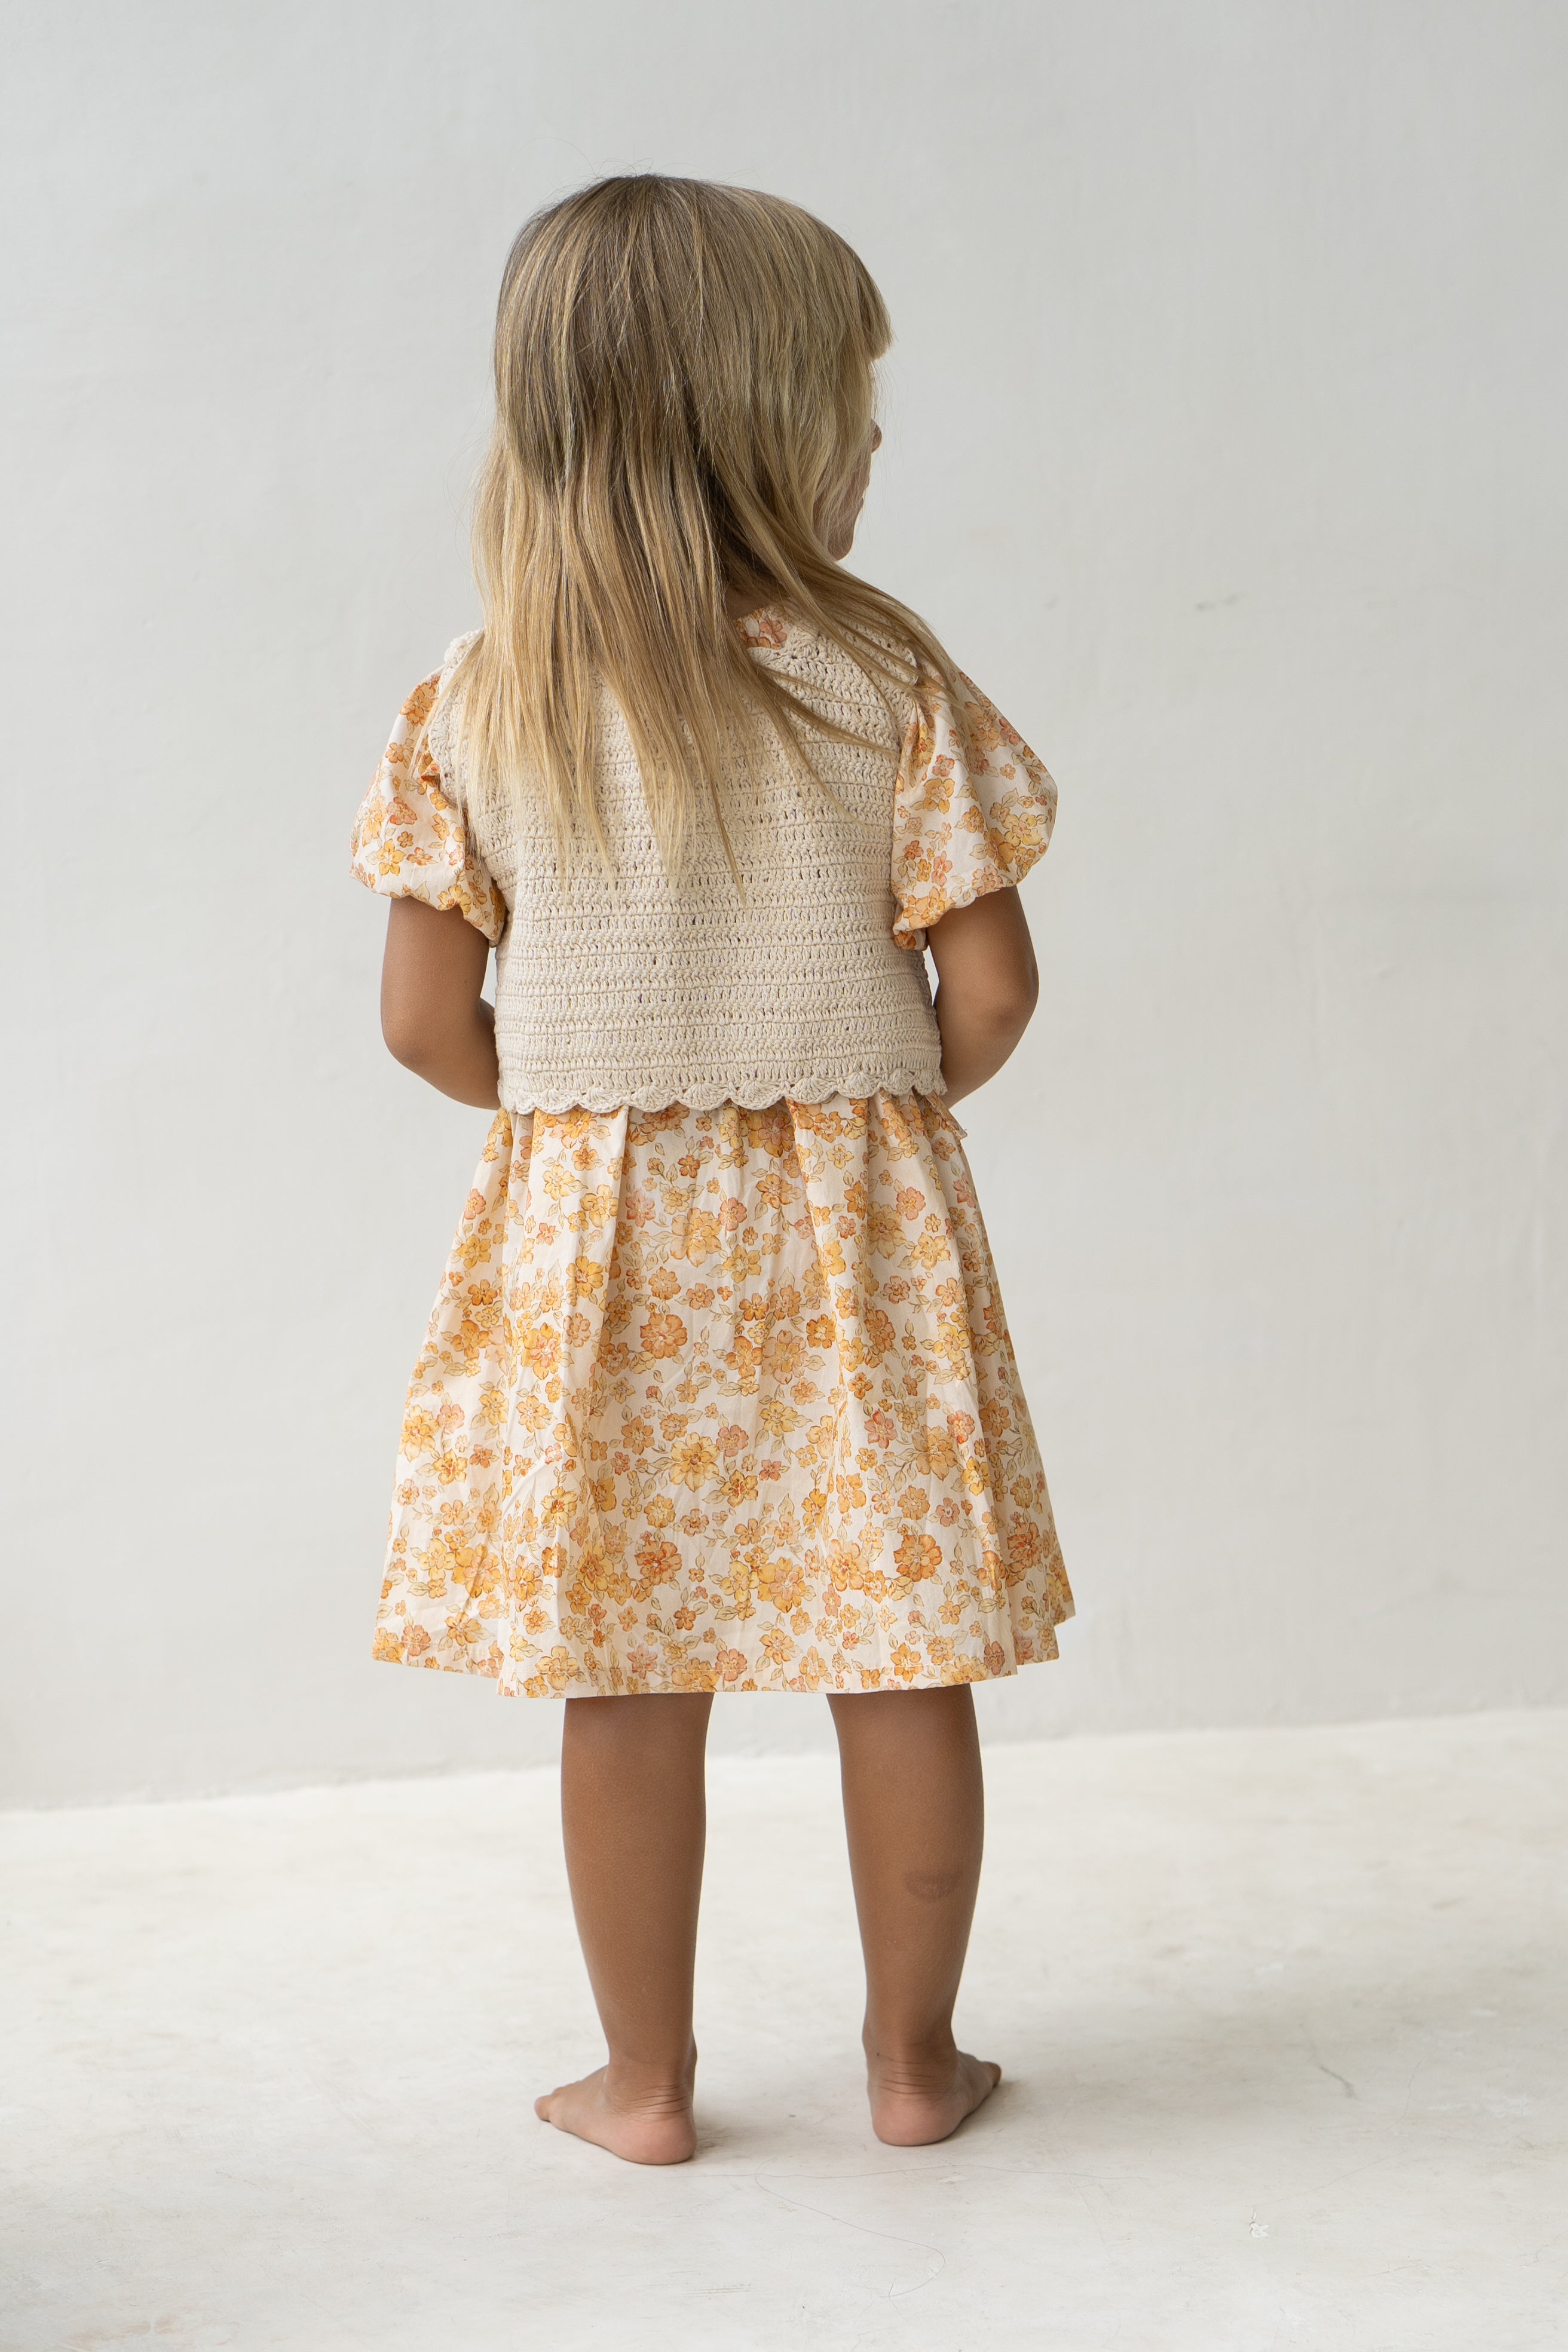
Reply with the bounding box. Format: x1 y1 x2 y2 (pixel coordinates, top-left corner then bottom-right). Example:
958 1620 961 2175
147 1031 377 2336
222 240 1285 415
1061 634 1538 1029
430 611 943 1116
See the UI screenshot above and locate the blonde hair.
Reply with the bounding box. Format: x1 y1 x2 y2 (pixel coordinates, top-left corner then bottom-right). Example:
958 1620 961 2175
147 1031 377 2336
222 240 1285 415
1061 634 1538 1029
451 173 954 870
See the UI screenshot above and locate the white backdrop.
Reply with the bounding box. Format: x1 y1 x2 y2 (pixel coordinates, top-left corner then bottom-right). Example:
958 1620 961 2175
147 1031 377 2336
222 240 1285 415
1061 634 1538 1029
4 1 1564 1805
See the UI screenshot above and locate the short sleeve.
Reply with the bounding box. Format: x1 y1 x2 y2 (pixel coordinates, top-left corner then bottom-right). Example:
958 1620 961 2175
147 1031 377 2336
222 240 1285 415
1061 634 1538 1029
350 672 507 945
891 669 1058 948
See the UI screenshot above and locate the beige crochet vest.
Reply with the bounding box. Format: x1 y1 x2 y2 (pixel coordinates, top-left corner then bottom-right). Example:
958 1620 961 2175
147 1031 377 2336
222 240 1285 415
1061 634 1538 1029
426 620 945 1116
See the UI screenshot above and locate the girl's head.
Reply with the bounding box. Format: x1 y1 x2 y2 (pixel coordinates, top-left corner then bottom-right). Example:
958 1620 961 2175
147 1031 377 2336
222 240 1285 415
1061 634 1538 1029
495 174 886 589
458 174 950 868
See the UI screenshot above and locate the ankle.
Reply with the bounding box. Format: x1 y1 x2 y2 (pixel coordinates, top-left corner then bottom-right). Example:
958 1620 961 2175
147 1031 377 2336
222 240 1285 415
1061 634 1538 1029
863 2028 959 2086
602 2046 697 2110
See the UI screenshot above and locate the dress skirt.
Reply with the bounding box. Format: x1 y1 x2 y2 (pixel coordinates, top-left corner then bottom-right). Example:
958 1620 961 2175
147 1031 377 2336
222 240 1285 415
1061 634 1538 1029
372 1091 1073 1696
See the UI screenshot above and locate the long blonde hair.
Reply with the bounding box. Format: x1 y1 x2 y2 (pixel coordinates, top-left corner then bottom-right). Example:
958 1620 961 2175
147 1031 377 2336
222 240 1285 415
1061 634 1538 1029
452 173 954 870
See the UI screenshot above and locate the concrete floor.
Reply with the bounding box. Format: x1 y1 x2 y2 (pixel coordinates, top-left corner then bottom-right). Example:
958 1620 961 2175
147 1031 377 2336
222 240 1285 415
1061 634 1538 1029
3 1711 1564 2352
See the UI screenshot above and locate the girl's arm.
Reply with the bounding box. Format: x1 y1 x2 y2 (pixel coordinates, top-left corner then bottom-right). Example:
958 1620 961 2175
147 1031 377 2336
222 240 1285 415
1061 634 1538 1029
379 898 500 1108
927 886 1039 1107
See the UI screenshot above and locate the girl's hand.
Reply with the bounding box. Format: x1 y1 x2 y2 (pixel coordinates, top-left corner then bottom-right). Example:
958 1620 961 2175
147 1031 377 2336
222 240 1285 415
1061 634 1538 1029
379 898 500 1108
926 887 1039 1107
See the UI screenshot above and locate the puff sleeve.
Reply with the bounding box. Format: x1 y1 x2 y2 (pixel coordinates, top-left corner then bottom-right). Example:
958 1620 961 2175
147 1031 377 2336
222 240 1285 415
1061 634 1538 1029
891 670 1058 950
350 672 507 945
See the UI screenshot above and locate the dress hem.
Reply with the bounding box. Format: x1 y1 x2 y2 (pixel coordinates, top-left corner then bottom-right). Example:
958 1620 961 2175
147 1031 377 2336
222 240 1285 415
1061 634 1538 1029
373 1636 1069 1699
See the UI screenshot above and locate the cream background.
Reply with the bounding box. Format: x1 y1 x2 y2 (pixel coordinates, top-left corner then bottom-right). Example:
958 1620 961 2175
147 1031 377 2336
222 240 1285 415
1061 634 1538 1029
3 0 1564 1802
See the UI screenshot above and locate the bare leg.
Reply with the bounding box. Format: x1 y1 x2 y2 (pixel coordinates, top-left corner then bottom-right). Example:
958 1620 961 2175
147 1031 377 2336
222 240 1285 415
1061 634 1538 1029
826 1684 1001 2145
534 1690 712 2164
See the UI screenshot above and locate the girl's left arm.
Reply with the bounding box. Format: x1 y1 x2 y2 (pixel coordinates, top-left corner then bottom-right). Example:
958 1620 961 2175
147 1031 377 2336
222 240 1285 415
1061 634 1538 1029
926 884 1039 1106
379 898 500 1108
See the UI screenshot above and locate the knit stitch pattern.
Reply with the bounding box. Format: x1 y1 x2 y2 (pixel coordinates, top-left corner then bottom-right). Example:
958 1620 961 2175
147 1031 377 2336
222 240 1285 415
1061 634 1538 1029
427 617 945 1116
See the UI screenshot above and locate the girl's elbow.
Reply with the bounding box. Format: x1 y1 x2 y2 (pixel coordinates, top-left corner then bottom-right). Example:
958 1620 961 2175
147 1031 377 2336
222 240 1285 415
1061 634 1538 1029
382 1009 440 1073
977 970 1039 1036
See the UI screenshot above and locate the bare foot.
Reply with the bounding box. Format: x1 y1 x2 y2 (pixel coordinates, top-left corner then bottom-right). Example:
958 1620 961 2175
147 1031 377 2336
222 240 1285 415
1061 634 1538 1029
868 2050 1002 2146
534 2063 697 2166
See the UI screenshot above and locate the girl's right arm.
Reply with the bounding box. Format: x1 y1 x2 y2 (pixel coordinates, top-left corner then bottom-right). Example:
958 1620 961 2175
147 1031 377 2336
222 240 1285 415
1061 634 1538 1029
927 886 1039 1107
379 898 500 1108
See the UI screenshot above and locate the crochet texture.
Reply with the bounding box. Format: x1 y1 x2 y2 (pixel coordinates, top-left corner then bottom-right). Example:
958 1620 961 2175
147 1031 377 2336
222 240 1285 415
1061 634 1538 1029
427 620 946 1116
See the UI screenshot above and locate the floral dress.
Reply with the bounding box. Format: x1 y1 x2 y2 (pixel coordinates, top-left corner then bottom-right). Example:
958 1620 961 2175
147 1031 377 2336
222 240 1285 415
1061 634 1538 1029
350 621 1073 1696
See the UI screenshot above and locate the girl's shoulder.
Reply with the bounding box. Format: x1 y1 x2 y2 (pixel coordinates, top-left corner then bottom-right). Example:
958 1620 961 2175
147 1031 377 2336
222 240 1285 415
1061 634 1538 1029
439 628 481 673
738 603 926 743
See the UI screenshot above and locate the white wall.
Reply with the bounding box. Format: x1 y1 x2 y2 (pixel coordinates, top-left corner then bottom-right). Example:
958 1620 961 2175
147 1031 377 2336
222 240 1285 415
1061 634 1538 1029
4 1 1564 1805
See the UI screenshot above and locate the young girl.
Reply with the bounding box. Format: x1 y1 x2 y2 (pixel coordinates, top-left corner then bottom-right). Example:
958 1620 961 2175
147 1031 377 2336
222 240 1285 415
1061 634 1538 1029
351 174 1073 2164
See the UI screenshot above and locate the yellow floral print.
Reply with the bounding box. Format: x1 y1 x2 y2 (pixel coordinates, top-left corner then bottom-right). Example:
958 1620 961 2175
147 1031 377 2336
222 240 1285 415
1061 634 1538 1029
891 668 1058 950
353 624 1071 1696
350 670 507 943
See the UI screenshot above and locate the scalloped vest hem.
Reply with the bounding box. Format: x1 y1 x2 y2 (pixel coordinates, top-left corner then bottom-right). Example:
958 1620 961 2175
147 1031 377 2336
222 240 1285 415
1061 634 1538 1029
497 1066 947 1116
